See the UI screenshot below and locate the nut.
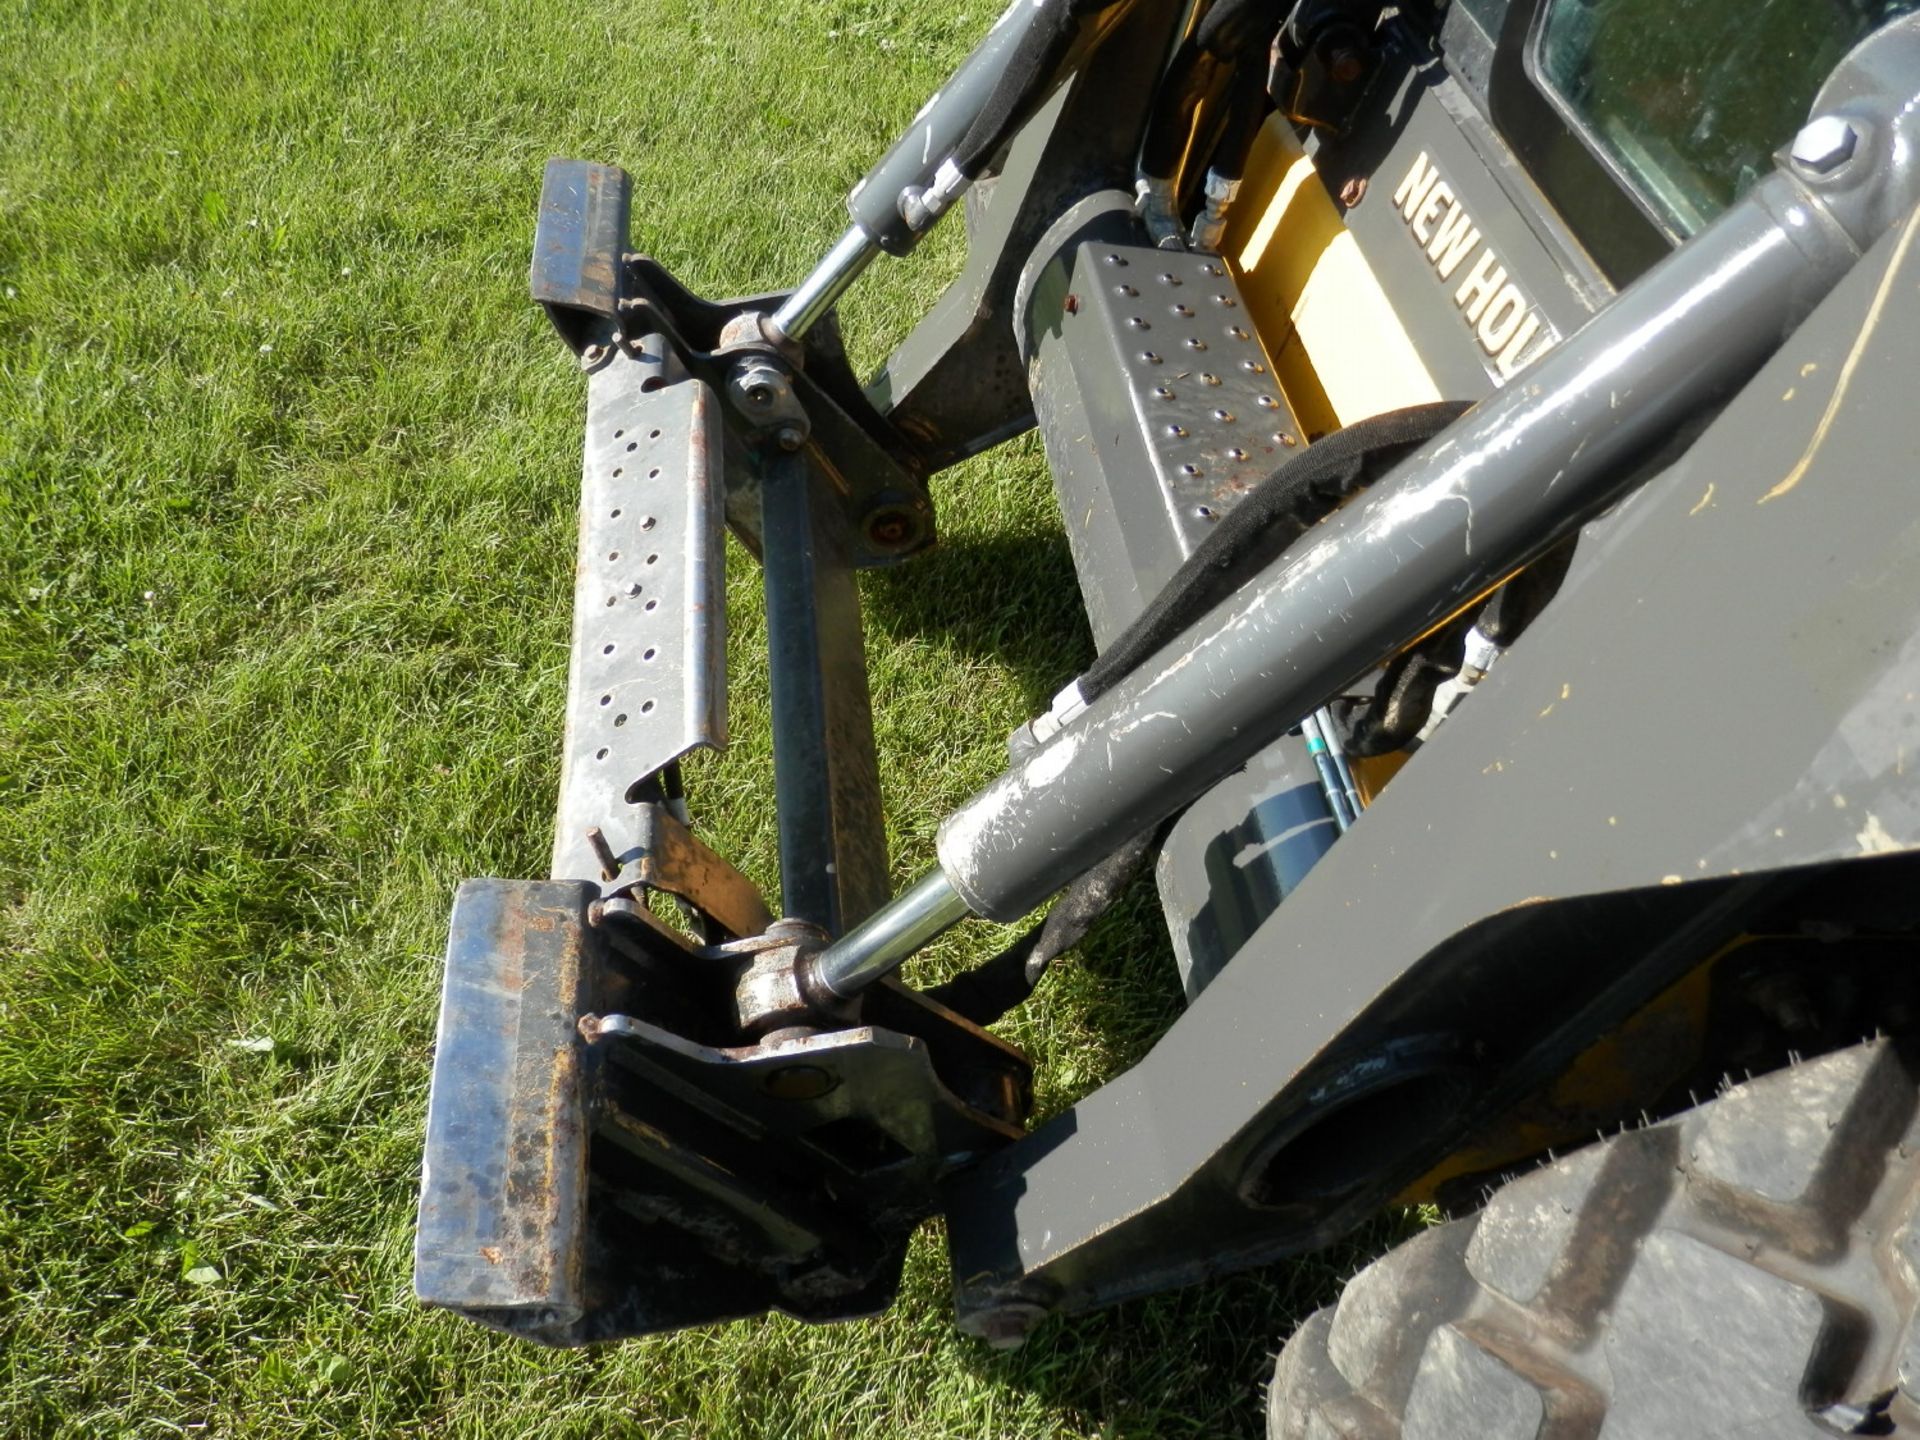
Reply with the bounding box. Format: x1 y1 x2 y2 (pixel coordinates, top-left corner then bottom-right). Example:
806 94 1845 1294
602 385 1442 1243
1327 44 1365 85
864 507 917 550
1790 115 1858 175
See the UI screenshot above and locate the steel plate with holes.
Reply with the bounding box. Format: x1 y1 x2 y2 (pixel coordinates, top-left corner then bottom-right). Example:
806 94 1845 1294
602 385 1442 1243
1085 243 1306 553
551 340 726 883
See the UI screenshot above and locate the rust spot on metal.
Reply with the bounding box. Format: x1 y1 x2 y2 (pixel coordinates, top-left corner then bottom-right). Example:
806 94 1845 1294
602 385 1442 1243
864 507 918 551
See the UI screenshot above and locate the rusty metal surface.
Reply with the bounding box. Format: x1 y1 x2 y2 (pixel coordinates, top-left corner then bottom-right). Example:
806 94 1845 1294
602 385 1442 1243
417 876 1031 1343
624 803 771 939
551 343 726 885
415 878 593 1330
531 159 629 353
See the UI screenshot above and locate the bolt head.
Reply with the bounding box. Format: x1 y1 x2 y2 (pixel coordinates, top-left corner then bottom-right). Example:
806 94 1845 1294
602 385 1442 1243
864 508 915 549
1327 45 1365 85
1791 115 1858 174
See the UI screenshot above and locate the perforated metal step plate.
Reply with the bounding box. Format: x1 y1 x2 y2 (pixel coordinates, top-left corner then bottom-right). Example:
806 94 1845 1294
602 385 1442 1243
551 342 725 883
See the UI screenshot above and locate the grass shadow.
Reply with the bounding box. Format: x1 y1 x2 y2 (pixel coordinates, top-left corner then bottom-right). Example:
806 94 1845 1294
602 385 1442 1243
958 1211 1429 1438
862 527 1094 719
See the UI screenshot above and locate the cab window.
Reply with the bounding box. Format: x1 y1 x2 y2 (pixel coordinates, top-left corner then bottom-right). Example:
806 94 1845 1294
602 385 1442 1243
1534 0 1919 235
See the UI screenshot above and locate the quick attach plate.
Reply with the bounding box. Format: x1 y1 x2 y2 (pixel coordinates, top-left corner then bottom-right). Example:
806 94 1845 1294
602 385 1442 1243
415 877 1031 1343
551 340 726 884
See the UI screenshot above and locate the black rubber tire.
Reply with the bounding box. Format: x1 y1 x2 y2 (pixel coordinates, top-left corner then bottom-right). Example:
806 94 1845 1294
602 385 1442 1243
1267 1040 1920 1439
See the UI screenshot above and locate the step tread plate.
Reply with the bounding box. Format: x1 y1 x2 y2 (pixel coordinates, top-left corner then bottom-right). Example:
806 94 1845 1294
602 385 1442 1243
552 346 726 883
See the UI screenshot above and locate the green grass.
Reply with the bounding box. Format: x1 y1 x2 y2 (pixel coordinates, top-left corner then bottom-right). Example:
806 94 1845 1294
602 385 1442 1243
0 1 1402 1433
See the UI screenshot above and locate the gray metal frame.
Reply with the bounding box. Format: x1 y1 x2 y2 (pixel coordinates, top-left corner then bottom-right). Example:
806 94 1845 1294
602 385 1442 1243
947 203 1920 1326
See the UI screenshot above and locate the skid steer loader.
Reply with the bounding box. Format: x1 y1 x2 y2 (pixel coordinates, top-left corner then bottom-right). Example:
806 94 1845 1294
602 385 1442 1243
413 0 1920 1431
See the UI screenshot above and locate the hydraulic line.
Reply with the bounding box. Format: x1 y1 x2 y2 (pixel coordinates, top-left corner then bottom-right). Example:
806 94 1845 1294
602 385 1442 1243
1300 710 1356 831
1136 0 1282 246
1189 59 1273 250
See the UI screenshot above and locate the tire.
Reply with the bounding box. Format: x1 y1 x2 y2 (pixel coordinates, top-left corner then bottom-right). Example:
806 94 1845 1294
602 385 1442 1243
1267 1040 1920 1439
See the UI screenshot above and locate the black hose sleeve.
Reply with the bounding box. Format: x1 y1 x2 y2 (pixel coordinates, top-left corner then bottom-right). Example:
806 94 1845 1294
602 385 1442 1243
1345 611 1474 756
1198 48 1274 186
923 828 1157 1026
1139 0 1282 183
1478 535 1576 645
1195 0 1279 59
1342 533 1575 756
1205 52 1273 183
1079 400 1473 704
1139 38 1226 179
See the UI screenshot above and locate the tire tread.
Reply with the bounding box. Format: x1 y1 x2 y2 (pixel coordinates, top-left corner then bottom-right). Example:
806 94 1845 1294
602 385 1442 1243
1267 1041 1920 1439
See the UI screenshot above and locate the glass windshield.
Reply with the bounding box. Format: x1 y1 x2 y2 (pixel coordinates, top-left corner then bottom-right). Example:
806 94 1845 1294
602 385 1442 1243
1536 0 1919 236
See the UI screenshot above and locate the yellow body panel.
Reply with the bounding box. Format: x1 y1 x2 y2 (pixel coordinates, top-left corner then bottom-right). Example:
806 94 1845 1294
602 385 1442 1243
1225 117 1442 438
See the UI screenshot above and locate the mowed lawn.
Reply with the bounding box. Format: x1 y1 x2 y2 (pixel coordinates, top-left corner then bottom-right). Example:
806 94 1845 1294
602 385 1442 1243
0 1 1398 1434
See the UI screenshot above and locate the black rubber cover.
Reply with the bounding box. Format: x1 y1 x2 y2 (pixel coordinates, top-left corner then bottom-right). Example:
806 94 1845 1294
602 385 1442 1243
1081 401 1472 703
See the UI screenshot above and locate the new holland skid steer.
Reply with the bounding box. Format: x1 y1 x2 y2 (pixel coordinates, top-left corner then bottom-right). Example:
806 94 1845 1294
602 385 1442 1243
413 0 1920 1431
